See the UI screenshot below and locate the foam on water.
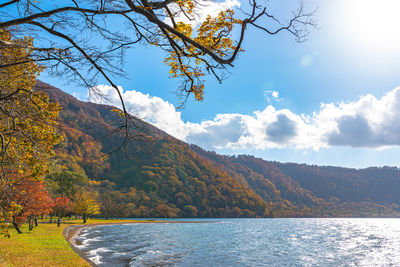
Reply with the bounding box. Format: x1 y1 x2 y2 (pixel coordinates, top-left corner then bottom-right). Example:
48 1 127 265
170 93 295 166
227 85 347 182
129 250 181 266
85 247 113 265
87 247 112 256
88 254 103 265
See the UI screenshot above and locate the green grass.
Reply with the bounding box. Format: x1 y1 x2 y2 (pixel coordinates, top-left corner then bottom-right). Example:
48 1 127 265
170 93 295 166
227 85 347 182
0 219 156 267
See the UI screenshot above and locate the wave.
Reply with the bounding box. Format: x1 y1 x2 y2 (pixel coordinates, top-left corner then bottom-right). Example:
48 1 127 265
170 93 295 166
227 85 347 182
87 247 112 255
86 247 113 265
75 236 102 249
88 254 103 265
70 219 400 267
79 231 90 238
128 250 182 266
83 236 101 244
113 252 128 256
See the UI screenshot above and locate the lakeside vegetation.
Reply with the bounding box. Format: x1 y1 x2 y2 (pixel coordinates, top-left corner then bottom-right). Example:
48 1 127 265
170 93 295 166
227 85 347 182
1 223 88 267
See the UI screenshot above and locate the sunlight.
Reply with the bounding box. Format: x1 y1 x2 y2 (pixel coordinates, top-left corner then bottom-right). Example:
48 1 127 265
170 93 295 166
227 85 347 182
340 0 400 55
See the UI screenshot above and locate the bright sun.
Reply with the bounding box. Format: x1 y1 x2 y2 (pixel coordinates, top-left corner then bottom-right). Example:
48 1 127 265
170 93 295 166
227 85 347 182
337 0 400 56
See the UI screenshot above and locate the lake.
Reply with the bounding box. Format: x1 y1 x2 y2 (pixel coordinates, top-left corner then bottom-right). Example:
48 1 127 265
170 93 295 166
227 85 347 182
74 218 400 266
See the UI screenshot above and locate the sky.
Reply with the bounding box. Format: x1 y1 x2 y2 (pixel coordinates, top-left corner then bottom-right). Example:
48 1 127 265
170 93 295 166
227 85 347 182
42 0 400 168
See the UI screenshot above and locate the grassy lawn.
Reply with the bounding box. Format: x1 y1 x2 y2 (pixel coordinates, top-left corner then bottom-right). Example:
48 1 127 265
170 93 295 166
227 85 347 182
0 219 151 267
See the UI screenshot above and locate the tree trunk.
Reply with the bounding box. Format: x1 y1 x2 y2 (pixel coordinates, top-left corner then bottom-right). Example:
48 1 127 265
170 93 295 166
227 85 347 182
29 215 33 231
12 217 22 234
12 222 22 234
57 217 61 227
34 216 38 227
83 214 87 224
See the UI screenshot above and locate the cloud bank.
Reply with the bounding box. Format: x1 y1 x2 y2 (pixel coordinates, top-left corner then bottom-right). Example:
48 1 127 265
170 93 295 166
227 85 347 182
90 85 400 151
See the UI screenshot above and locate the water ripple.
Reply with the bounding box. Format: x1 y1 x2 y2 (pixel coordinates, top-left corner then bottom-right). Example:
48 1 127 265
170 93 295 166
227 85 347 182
75 218 400 267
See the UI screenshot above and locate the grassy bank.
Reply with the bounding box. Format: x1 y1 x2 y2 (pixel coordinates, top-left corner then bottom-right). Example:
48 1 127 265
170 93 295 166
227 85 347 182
0 219 153 267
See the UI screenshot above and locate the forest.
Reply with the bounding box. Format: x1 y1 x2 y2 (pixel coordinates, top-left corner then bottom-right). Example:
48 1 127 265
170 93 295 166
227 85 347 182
2 77 400 235
39 81 400 221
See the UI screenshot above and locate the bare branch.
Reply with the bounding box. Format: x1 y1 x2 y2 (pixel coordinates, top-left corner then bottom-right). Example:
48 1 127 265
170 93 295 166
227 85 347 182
0 0 316 138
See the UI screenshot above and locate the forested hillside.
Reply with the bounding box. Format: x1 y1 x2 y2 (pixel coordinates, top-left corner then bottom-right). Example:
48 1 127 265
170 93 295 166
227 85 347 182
37 81 400 218
191 147 400 217
37 81 269 218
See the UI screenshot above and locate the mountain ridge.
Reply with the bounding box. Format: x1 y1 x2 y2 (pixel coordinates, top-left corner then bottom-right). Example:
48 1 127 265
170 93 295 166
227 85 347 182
35 80 400 218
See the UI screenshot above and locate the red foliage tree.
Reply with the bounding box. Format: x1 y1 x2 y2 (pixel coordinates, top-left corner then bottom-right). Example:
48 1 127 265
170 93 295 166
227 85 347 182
11 176 54 233
53 197 72 227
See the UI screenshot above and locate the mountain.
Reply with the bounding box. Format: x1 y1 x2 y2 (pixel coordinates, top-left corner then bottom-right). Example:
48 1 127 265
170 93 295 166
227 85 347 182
191 147 400 217
35 80 400 218
36 81 268 218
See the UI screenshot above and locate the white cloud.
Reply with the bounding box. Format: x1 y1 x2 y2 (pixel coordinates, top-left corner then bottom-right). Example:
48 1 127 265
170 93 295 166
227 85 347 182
166 0 240 27
72 91 88 100
89 85 191 139
264 90 282 103
90 85 400 151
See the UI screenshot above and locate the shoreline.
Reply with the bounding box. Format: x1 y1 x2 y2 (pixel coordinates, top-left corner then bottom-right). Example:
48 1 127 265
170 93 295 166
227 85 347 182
63 224 97 267
63 220 216 266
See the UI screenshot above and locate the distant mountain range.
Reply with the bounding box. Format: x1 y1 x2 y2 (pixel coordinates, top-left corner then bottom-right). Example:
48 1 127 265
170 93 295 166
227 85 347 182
36 80 400 217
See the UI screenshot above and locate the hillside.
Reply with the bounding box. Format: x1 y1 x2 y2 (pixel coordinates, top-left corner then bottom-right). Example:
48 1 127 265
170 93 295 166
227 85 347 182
36 81 400 218
191 146 400 216
36 81 269 217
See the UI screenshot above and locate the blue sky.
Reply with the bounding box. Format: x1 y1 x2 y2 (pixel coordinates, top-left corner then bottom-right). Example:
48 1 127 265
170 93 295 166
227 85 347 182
42 0 400 168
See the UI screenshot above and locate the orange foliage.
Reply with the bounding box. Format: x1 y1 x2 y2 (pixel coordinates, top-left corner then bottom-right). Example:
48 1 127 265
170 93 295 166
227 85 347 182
12 176 54 226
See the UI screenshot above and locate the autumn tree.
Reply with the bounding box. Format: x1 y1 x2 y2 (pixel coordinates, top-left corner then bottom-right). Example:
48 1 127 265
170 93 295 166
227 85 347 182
99 191 126 219
9 176 54 233
46 171 88 200
0 0 315 139
155 203 179 217
53 197 72 227
183 205 198 217
0 29 62 230
73 190 100 223
99 192 114 219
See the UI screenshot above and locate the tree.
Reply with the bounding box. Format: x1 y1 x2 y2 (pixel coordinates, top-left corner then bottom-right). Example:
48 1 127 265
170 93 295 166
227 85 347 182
0 29 62 228
99 191 126 219
99 192 114 219
72 190 100 223
8 176 54 233
53 197 72 227
155 203 179 217
46 171 88 200
0 0 315 140
183 205 198 217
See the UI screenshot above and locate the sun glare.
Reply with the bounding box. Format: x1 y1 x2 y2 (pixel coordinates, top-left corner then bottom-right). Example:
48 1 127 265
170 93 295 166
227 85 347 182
337 0 400 57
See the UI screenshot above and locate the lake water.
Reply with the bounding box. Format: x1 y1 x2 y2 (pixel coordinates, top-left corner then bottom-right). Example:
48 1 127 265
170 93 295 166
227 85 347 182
74 218 400 266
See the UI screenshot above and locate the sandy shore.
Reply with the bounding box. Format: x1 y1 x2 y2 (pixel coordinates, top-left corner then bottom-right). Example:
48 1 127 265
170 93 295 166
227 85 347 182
63 220 216 266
